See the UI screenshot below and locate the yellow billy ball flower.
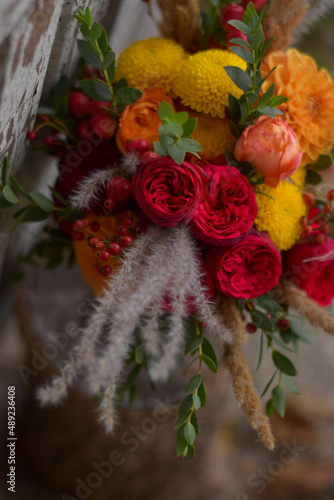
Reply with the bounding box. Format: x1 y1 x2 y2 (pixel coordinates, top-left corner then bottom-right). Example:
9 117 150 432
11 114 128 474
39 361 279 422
290 166 306 188
189 110 235 160
173 49 247 118
254 181 306 251
116 38 187 92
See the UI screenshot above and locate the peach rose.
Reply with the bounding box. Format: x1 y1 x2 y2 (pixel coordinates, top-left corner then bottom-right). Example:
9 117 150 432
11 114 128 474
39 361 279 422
234 116 302 188
116 87 174 153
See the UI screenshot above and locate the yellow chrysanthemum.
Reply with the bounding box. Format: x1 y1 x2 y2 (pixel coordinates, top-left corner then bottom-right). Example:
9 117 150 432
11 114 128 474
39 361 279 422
261 49 334 166
290 166 306 188
254 181 306 251
173 49 247 118
188 110 235 160
116 38 187 92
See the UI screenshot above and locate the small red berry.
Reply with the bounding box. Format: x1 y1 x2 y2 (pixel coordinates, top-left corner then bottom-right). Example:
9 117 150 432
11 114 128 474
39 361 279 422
315 233 325 244
106 177 132 203
122 217 133 228
108 242 121 255
116 224 127 236
120 235 133 248
126 139 150 156
303 192 315 206
73 219 89 231
98 250 110 260
44 136 54 147
246 323 257 334
301 224 312 237
68 91 91 118
89 220 100 232
322 224 330 234
90 114 117 139
324 203 331 214
219 3 244 31
141 151 160 164
227 28 249 49
300 216 308 227
104 199 115 211
72 231 85 241
27 131 37 141
100 265 112 276
90 101 111 116
278 318 290 330
95 241 105 250
327 190 334 202
88 237 100 248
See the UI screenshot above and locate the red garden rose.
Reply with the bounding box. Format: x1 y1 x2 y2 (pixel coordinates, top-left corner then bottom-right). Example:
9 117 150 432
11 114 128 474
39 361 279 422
132 156 208 227
284 237 334 306
191 164 257 245
206 231 282 298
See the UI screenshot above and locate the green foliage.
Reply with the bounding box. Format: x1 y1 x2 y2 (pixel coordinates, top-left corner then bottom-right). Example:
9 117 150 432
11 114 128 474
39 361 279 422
226 2 288 126
175 318 218 459
74 7 142 114
154 101 202 164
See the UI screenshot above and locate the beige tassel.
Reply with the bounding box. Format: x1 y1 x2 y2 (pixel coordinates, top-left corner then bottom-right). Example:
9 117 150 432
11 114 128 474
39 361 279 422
275 280 334 336
218 295 276 451
156 0 200 51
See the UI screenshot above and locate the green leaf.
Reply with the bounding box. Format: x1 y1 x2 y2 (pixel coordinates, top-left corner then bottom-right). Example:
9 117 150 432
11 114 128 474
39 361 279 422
186 444 195 460
129 384 136 406
257 106 283 118
229 46 254 64
279 328 292 344
227 20 252 34
197 380 206 406
202 337 218 366
77 39 102 68
167 144 186 165
310 155 332 172
283 374 301 395
135 344 145 364
116 87 143 107
176 435 188 456
268 95 289 107
106 61 115 84
251 29 265 50
3 185 19 204
185 334 203 355
305 169 322 185
185 374 203 393
228 94 242 123
258 83 275 107
267 333 295 353
289 320 314 345
12 207 50 230
158 101 174 121
178 395 193 416
174 411 191 429
102 51 115 70
114 78 128 95
224 66 252 92
30 191 53 212
153 141 168 157
244 91 259 105
272 385 285 417
250 309 274 332
97 27 109 54
191 412 200 435
192 393 201 410
272 351 298 376
177 138 202 152
265 397 275 417
1 156 8 186
201 354 217 373
255 294 283 313
91 22 102 40
228 38 251 49
172 111 189 125
260 370 278 398
256 332 264 371
79 80 111 101
160 122 184 136
182 118 197 138
84 6 91 26
184 422 195 445
160 135 174 150
0 194 15 210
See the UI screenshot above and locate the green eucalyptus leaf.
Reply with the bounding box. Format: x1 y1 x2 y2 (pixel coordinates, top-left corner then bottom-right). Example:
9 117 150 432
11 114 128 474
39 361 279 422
30 191 54 212
160 135 174 150
172 111 189 125
158 100 174 120
192 393 201 410
114 77 128 95
224 66 252 92
90 22 102 40
272 385 285 417
251 29 265 50
3 185 19 204
229 45 254 64
184 334 203 355
201 337 218 366
305 169 322 185
79 80 111 101
182 118 197 138
177 138 202 152
186 444 195 460
250 309 274 332
77 39 102 68
260 370 278 398
310 155 332 172
176 436 188 456
283 374 301 394
184 422 195 445
289 320 314 345
0 194 15 210
272 351 298 376
106 61 115 84
265 397 275 417
257 106 283 118
167 144 186 165
174 411 191 429
201 354 217 373
227 20 252 34
197 380 206 406
102 51 115 70
135 344 145 364
256 332 264 372
97 27 109 54
178 395 193 416
116 87 143 107
153 141 168 157
268 95 289 107
258 83 275 107
185 374 203 393
228 93 242 123
228 38 251 49
255 294 283 313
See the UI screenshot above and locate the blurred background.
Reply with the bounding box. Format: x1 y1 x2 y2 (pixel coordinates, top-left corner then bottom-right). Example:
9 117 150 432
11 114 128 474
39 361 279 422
1 1 334 499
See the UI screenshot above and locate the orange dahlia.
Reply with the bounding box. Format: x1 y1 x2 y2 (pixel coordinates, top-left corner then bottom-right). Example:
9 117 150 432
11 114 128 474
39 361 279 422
261 49 334 166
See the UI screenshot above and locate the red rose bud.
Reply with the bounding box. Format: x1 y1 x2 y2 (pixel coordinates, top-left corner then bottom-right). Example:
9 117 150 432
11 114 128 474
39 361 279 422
106 177 132 203
219 3 244 31
68 91 91 118
126 139 150 156
206 231 282 299
234 116 302 188
132 156 209 227
303 192 315 206
191 164 257 245
284 237 334 306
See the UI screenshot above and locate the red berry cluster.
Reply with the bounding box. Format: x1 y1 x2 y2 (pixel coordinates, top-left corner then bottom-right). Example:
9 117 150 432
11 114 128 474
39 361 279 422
299 190 333 242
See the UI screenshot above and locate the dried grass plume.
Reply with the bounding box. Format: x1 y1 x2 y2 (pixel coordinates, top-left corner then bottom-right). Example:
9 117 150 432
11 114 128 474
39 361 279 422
156 0 201 51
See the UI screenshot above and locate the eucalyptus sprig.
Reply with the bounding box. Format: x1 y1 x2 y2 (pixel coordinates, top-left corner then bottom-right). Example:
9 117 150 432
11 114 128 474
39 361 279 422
225 1 289 126
175 318 218 459
154 101 202 165
74 7 142 115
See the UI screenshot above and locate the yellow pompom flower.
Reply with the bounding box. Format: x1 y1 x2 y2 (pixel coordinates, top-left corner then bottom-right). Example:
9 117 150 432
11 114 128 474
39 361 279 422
173 49 247 118
254 181 306 251
188 110 235 160
290 166 306 188
116 38 187 92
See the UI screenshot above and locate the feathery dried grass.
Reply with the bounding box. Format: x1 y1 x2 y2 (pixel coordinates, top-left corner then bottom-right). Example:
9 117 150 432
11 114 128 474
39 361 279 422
274 280 334 336
293 0 334 41
218 295 275 451
263 0 309 52
69 167 121 210
156 0 200 50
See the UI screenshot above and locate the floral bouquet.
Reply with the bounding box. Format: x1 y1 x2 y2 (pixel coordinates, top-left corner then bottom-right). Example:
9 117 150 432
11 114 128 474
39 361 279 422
3 0 334 459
